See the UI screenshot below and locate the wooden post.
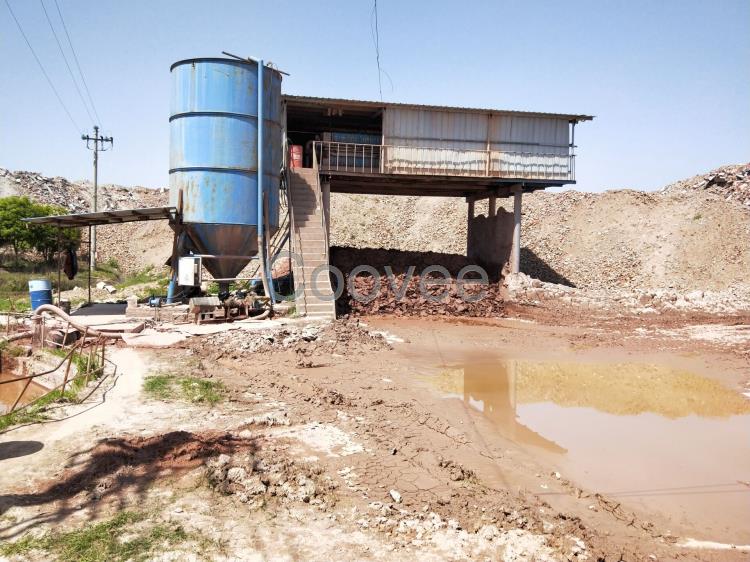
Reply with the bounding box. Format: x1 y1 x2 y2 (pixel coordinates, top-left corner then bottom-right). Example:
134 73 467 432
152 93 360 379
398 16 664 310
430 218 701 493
488 195 496 218
10 378 32 413
84 340 95 386
60 344 75 395
100 338 106 377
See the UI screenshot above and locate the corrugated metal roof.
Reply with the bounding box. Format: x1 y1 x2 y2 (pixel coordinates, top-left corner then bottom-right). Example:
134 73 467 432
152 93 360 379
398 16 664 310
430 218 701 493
283 95 594 123
23 206 177 227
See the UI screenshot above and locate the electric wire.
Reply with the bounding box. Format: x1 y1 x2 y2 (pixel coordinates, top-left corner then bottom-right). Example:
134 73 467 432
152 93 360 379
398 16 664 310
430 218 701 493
52 0 102 127
39 0 95 126
372 0 383 101
3 0 81 133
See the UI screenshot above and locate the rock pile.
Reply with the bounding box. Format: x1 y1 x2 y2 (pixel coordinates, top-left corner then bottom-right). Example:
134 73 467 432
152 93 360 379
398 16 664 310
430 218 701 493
340 273 505 318
206 449 339 510
662 163 750 207
0 167 167 213
197 319 391 359
0 167 171 274
506 272 750 314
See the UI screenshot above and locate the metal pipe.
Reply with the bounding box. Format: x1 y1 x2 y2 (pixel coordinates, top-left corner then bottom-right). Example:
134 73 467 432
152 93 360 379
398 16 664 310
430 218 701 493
32 304 122 339
256 59 273 310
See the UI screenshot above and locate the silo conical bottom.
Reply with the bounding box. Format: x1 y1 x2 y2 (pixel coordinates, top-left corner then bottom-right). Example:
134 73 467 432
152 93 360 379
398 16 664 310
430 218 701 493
184 223 258 280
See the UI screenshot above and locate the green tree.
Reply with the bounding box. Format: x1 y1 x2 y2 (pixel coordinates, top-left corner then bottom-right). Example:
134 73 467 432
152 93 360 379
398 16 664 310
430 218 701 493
0 196 35 257
0 197 80 263
27 203 80 261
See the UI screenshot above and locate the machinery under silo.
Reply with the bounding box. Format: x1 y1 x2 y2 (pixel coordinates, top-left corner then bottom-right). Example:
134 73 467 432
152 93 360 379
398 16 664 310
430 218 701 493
169 56 283 295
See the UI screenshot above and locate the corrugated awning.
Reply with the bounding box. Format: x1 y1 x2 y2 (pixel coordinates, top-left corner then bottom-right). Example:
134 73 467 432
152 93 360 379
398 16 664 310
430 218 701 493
283 94 595 123
22 206 177 227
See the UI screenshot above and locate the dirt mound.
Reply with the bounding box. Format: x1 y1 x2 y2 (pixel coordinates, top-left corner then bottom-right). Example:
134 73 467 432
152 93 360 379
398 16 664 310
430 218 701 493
206 448 338 509
330 163 750 292
196 319 391 364
0 168 170 274
662 162 750 204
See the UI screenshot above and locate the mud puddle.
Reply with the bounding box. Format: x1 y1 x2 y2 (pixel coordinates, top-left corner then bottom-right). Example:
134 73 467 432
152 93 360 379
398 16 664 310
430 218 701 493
0 372 46 415
421 358 750 544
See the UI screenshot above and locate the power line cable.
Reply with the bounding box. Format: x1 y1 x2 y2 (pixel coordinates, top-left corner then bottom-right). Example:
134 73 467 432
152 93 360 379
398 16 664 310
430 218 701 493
372 0 383 101
3 0 81 133
39 0 95 126
52 0 102 127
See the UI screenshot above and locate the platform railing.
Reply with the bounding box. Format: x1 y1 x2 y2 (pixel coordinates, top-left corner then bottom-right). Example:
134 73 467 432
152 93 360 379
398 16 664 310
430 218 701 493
313 141 575 181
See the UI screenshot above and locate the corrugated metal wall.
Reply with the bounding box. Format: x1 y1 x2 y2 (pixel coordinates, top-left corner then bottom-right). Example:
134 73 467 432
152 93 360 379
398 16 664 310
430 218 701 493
382 107 571 178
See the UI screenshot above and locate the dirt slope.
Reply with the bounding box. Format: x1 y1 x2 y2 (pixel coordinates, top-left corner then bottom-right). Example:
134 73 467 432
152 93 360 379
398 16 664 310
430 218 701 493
331 163 750 291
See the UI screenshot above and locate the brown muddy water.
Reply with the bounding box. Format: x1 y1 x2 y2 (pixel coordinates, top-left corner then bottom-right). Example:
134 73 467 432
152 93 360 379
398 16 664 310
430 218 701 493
422 359 750 544
0 372 46 415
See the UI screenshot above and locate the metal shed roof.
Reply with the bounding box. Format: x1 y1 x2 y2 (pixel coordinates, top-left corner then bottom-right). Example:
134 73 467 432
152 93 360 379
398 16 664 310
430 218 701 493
283 95 594 123
23 206 177 227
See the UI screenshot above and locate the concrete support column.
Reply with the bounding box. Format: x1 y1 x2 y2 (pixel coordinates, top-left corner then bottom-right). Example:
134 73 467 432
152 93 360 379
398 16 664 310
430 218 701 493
488 195 496 218
466 199 475 257
511 187 522 274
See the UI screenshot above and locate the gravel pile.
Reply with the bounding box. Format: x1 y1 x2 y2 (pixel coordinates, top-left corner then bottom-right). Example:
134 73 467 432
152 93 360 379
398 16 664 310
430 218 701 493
331 163 750 292
506 272 750 314
662 162 750 207
0 167 167 213
196 319 390 360
0 168 171 273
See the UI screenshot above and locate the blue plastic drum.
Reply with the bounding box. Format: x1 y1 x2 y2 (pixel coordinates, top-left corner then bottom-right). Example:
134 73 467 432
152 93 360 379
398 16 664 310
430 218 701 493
28 279 52 311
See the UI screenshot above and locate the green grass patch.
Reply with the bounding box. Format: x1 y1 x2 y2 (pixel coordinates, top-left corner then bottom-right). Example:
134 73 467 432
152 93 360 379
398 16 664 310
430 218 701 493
143 374 225 405
0 388 75 432
0 510 219 562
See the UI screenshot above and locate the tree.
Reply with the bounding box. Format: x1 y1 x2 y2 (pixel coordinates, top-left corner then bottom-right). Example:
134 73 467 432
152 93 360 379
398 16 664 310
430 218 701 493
0 196 36 257
0 196 80 263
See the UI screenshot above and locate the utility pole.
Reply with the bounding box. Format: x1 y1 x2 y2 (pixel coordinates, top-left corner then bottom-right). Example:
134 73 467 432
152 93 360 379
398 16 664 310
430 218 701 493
82 126 113 269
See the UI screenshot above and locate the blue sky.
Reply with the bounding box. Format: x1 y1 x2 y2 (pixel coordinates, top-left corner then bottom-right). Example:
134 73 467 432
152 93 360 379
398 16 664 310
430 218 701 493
1 0 748 192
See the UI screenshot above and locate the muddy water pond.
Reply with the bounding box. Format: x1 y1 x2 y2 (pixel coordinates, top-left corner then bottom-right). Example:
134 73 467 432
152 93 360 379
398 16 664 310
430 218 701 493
0 372 46 415
422 359 750 543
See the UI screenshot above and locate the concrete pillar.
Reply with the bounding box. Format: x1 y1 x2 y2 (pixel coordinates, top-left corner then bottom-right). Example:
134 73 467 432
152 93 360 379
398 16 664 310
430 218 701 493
466 199 475 257
488 195 496 218
511 187 522 274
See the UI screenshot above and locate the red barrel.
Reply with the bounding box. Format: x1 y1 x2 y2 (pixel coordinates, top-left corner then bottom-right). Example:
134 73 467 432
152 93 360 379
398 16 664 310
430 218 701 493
289 145 303 168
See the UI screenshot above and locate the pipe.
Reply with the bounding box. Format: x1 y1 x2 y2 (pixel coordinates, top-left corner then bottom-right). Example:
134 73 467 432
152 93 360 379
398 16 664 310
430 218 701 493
33 304 122 339
0 330 33 343
256 58 273 311
243 307 271 321
166 271 177 304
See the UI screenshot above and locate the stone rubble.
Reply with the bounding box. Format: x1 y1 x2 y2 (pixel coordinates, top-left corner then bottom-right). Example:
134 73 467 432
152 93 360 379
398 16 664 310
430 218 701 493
662 162 750 206
505 272 750 314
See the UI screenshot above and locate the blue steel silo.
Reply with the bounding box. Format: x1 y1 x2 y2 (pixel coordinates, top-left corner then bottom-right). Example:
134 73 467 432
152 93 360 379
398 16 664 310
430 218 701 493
169 57 282 283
